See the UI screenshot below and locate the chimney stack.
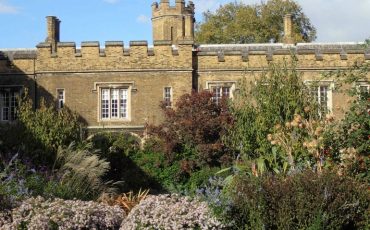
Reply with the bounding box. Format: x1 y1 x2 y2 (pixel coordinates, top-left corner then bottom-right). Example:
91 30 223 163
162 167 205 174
46 16 60 53
283 14 295 44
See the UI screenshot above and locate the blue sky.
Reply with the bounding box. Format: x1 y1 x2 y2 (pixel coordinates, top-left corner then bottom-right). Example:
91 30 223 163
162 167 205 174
1 0 370 48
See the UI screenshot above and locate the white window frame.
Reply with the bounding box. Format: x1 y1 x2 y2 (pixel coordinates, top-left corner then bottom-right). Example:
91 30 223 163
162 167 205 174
355 81 369 99
98 85 131 122
56 88 65 110
305 80 334 116
0 86 21 122
163 87 172 107
206 81 236 104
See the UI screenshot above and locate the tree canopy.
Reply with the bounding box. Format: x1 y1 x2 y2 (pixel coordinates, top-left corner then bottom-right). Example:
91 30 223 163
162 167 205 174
195 0 316 44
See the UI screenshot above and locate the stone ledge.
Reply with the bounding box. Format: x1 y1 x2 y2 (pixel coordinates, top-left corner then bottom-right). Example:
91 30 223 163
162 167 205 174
105 41 124 47
58 42 76 47
178 40 194 45
130 41 148 46
81 41 100 47
36 42 51 48
153 40 172 46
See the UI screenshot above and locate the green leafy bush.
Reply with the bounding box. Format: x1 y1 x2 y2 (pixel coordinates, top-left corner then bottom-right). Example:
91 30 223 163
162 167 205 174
90 132 162 192
17 95 82 164
225 59 316 173
223 170 369 229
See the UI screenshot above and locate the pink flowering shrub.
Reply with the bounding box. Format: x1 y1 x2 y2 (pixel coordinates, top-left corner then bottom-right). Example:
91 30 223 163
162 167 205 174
0 196 124 229
120 194 226 230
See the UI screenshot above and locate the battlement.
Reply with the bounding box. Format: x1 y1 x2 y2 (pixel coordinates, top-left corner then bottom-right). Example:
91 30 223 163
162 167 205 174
196 43 370 70
152 0 194 18
35 40 193 72
36 40 193 57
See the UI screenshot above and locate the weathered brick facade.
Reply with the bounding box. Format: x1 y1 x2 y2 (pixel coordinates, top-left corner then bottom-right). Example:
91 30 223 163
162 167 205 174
0 0 369 131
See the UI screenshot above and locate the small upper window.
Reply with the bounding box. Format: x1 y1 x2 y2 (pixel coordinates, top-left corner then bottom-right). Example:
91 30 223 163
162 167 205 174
356 82 369 100
207 81 236 105
57 89 65 109
306 81 333 116
164 87 172 107
212 86 230 104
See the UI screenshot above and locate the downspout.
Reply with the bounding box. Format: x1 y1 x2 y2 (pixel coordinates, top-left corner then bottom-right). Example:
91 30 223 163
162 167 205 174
33 57 37 109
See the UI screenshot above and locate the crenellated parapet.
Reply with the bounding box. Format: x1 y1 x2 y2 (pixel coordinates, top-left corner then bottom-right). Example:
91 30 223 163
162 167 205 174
35 39 193 72
152 0 194 18
196 43 370 71
152 0 195 44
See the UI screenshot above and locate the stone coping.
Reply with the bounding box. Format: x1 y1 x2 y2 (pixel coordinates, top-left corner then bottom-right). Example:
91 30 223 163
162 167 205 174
0 49 37 60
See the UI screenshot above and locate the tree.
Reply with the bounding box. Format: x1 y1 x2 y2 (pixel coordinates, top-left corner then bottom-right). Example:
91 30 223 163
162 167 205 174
224 59 319 173
195 0 316 44
148 91 233 169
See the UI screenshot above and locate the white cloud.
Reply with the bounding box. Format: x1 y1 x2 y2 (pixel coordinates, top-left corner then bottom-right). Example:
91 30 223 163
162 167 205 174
137 14 150 24
0 0 19 14
103 0 120 4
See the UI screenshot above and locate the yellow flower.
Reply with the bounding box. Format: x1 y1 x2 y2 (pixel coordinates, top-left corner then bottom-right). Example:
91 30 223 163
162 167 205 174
294 114 302 123
314 127 323 136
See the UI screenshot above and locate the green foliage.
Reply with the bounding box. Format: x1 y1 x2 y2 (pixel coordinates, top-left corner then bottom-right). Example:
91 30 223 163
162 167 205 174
17 94 82 163
187 167 221 192
312 62 370 182
89 132 162 192
195 0 316 44
223 170 370 229
225 59 315 172
0 155 52 210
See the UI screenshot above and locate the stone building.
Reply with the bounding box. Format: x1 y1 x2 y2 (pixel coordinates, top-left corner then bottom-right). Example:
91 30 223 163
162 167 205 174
0 0 369 132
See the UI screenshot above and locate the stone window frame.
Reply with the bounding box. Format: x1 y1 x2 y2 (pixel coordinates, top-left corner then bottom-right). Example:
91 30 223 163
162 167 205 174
0 85 22 122
93 82 135 122
163 86 172 108
304 80 334 116
355 80 369 99
56 88 65 110
206 81 236 104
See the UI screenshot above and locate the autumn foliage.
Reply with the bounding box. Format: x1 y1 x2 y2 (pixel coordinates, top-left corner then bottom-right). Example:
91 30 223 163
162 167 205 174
147 90 233 171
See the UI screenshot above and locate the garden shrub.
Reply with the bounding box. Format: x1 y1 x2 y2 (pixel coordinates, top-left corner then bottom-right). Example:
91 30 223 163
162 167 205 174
0 122 26 154
50 142 114 200
0 144 113 207
120 194 226 229
148 90 233 168
0 155 50 210
334 92 369 182
224 170 369 229
17 95 82 164
90 133 222 194
90 133 163 192
187 167 221 192
225 59 317 173
0 196 124 229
